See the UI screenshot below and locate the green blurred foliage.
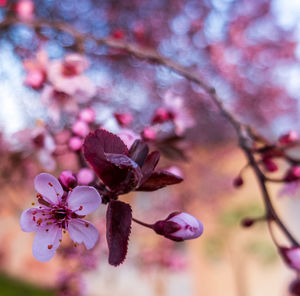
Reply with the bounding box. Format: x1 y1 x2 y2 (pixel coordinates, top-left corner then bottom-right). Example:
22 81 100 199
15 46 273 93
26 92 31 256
0 273 54 296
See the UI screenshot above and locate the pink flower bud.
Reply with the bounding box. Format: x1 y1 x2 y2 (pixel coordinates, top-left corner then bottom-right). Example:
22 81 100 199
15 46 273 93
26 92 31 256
79 107 96 123
24 70 45 90
15 0 34 21
285 166 300 182
233 176 243 187
280 247 300 271
154 212 203 241
279 131 298 145
69 137 83 151
77 168 94 185
152 108 174 124
72 120 90 137
59 170 77 190
142 126 156 141
262 157 278 172
114 113 133 127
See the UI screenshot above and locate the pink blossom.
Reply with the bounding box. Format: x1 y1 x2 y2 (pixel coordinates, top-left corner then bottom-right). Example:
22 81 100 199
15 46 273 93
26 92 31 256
12 126 56 171
79 107 96 123
114 113 133 127
41 85 79 123
117 128 141 148
47 54 96 101
15 0 34 21
69 137 83 151
154 212 203 241
20 173 101 262
161 91 196 136
0 0 7 7
77 168 94 185
142 126 157 141
72 120 90 137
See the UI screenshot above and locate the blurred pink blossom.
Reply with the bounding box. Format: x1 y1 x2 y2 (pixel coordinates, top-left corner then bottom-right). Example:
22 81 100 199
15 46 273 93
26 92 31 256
77 168 95 185
15 0 34 21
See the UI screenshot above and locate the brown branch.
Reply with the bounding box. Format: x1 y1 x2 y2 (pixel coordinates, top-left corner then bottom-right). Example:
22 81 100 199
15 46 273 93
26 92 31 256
1 16 298 246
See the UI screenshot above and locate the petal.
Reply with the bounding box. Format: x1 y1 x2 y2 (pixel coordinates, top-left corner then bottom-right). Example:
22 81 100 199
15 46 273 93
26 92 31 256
34 173 64 204
20 208 41 232
68 219 99 249
67 186 101 215
32 225 62 262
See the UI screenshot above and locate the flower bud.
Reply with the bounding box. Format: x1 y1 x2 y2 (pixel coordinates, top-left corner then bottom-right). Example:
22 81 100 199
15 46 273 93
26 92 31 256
79 107 96 123
69 136 83 151
72 120 90 137
153 212 203 241
280 247 300 271
114 113 133 127
284 166 300 182
142 126 156 141
279 131 298 145
15 0 34 21
77 168 94 185
59 170 77 190
262 157 278 172
233 176 243 188
152 108 174 124
241 218 254 228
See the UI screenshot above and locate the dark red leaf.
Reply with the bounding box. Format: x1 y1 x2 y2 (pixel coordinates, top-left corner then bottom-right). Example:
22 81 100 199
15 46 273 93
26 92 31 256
140 151 160 183
83 129 129 190
129 140 149 167
106 201 132 266
137 170 183 191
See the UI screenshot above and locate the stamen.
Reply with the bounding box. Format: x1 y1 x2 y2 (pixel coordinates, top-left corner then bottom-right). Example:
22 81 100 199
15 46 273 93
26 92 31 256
37 218 42 226
63 230 66 234
32 211 37 215
56 193 60 196
36 193 42 198
45 229 49 232
74 243 78 247
79 206 83 211
48 182 53 187
69 187 73 192
59 239 62 242
85 222 89 228
47 221 53 225
33 216 36 222
47 244 53 249
31 202 35 206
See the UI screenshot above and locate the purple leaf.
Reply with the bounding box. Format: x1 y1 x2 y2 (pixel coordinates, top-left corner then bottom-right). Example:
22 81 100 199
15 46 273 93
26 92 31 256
129 140 149 167
137 170 183 191
106 201 132 266
83 129 130 190
140 151 160 183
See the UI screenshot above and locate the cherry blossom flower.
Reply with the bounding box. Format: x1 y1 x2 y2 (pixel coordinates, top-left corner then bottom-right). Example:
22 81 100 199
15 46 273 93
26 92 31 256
153 212 204 241
20 173 101 262
12 125 56 171
77 168 94 185
280 247 300 271
157 91 196 136
47 53 96 101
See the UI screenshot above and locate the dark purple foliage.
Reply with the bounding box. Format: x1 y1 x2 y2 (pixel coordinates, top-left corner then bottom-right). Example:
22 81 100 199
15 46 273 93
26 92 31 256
106 200 132 266
83 129 183 197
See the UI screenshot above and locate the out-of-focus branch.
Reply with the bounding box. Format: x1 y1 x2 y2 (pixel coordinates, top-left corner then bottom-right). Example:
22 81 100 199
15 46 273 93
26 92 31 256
1 16 299 246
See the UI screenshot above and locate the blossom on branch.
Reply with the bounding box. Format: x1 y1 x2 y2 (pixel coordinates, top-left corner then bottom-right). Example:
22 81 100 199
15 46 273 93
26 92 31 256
20 173 101 261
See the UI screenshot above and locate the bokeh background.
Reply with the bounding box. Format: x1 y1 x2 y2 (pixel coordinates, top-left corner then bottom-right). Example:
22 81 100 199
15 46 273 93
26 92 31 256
1 0 300 295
